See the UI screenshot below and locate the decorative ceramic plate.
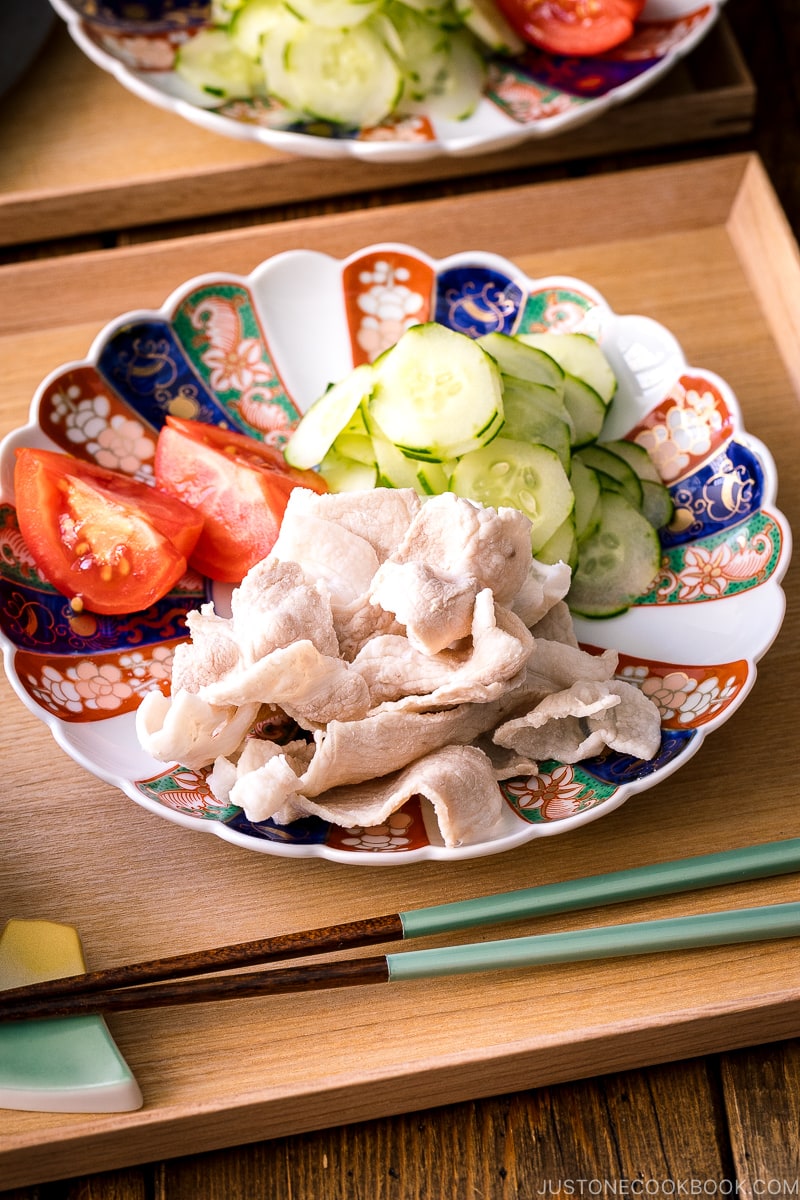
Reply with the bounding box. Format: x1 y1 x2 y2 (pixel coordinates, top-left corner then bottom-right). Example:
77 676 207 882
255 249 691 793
0 245 790 864
48 0 726 162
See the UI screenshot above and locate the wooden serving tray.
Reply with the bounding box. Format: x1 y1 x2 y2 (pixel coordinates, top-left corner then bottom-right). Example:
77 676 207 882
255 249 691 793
0 17 754 247
1 153 798 1189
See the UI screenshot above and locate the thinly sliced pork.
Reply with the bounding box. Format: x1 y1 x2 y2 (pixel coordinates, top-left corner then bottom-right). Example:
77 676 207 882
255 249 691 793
493 678 662 765
389 491 532 606
199 639 371 728
368 559 478 655
271 744 506 848
351 589 533 711
137 486 663 849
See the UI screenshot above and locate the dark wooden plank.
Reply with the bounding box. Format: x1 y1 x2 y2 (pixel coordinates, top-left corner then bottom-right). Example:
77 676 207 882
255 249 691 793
131 1059 728 1197
726 0 800 240
0 1171 148 1200
722 1039 800 1191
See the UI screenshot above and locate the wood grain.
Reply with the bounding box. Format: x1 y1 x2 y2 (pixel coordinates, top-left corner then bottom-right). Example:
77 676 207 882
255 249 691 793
0 154 754 342
1 154 799 1191
723 1041 800 1194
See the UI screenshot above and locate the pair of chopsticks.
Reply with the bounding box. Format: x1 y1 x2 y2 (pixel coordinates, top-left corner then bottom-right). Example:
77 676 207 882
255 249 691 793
2 838 800 1023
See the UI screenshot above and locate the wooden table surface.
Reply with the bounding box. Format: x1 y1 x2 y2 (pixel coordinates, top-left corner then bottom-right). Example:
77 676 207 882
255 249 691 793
1 1 798 1196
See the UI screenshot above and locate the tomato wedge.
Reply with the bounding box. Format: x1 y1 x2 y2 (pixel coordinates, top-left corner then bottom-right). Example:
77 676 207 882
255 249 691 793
14 448 203 615
154 418 327 582
493 0 646 56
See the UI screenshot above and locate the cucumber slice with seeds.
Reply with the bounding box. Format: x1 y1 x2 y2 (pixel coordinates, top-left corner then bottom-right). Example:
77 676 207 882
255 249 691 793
450 436 573 555
570 491 661 619
368 322 504 462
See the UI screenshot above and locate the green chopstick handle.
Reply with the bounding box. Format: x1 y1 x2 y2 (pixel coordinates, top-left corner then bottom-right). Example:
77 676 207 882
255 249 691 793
399 839 800 939
387 901 800 982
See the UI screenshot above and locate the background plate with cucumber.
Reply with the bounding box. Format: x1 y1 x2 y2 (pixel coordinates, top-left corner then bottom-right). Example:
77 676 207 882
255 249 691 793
48 0 726 162
0 243 790 864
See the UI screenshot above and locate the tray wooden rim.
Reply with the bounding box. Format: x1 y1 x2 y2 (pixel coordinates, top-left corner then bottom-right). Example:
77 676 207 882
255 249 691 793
0 16 755 247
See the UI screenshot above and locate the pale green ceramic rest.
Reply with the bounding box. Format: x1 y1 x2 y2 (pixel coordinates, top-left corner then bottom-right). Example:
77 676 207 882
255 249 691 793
0 918 142 1113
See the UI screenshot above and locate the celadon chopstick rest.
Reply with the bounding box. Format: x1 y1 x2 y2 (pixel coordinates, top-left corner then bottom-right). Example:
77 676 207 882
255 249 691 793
0 918 143 1112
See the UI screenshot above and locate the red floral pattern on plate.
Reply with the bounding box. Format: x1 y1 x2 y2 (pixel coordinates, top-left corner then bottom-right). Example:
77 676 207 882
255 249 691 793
342 250 435 367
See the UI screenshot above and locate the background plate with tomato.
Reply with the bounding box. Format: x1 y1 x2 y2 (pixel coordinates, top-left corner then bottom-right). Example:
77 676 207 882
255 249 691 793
48 0 727 163
0 244 789 864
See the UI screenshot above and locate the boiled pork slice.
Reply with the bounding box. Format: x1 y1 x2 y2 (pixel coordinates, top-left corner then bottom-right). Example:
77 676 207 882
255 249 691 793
350 588 533 711
243 744 507 849
388 491 532 606
493 678 662 765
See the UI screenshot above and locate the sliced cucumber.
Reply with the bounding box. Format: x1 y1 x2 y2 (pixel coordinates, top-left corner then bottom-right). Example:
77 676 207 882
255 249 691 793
570 491 661 619
395 0 455 15
331 429 377 465
500 374 572 429
319 450 378 493
500 377 572 472
601 437 661 483
453 0 525 55
641 479 675 530
286 0 381 28
517 332 617 407
478 332 565 392
386 1 451 106
536 516 578 569
372 432 423 490
570 456 602 541
450 436 573 555
418 28 486 122
284 362 374 470
563 374 606 448
230 0 286 58
575 444 643 510
368 322 504 462
212 0 245 25
416 460 450 495
175 28 265 98
285 316 669 622
262 16 403 127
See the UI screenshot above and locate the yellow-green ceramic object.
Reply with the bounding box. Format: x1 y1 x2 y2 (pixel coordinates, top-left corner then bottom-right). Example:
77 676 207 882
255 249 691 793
0 919 143 1112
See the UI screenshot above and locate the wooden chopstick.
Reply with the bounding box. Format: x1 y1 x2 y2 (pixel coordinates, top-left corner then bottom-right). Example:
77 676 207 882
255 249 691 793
2 901 799 1023
0 912 405 1003
2 838 799 1014
3 840 796 1017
